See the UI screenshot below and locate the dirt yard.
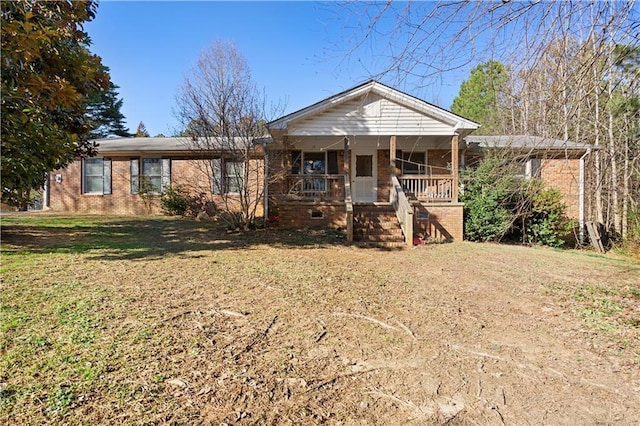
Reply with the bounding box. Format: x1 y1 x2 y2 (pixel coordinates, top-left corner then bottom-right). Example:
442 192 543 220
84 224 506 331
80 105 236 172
1 215 639 424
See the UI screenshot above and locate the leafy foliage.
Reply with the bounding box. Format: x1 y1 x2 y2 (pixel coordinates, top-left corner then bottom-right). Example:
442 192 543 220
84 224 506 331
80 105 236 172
451 60 507 134
1 0 110 209
160 185 215 217
523 185 572 247
462 155 571 247
160 186 190 216
461 156 515 241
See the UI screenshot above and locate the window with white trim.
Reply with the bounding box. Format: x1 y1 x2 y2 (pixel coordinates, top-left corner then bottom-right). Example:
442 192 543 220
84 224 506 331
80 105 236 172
225 160 244 194
82 158 111 195
514 158 542 179
212 158 245 194
131 158 170 194
290 150 340 175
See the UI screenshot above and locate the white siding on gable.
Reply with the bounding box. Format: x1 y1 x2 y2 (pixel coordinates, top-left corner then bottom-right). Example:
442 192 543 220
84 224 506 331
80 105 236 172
289 93 456 136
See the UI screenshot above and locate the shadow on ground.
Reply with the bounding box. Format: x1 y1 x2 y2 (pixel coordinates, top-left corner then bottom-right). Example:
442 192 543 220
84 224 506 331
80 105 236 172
0 216 362 261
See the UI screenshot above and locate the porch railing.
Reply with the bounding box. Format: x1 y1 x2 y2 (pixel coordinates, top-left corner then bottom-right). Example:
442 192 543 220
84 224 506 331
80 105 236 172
399 175 454 202
391 175 413 246
285 174 344 200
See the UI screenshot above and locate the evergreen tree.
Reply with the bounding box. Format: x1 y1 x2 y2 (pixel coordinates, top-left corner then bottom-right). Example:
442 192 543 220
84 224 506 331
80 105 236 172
451 60 507 134
135 121 150 137
86 72 131 138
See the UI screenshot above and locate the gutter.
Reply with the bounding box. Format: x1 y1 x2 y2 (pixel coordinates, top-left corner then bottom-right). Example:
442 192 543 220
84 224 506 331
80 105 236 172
579 148 592 245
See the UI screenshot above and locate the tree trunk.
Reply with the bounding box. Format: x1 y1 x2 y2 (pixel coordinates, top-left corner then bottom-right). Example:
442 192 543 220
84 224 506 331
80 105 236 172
593 40 604 224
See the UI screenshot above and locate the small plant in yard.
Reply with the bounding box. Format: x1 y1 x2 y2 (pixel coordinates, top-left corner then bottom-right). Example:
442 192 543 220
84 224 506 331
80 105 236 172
160 185 191 216
521 185 572 248
461 155 518 242
160 185 216 217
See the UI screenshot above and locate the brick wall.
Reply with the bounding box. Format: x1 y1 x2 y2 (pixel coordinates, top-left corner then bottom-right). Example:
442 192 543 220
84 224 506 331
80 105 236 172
428 149 450 171
377 150 391 202
540 158 580 219
48 156 264 216
49 158 157 214
413 203 464 241
275 201 347 230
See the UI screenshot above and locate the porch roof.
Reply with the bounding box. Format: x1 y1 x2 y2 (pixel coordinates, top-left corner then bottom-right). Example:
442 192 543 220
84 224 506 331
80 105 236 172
465 135 594 152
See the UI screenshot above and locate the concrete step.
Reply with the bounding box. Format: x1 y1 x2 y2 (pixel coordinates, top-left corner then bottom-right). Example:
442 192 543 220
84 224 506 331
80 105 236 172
354 225 404 234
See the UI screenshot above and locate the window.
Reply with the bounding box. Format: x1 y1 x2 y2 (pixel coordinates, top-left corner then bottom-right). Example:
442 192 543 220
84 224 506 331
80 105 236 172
304 152 325 175
355 155 373 177
395 151 426 175
131 158 170 194
225 160 244 194
82 158 111 195
514 158 542 179
327 151 339 174
212 158 244 194
290 151 340 175
527 158 542 178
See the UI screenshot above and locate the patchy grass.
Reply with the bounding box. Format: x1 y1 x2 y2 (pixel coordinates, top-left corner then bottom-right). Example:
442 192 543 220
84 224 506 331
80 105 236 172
1 214 639 424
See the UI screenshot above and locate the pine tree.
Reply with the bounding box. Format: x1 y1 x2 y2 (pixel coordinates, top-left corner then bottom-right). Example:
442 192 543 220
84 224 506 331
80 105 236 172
451 60 507 135
86 73 131 138
135 121 150 137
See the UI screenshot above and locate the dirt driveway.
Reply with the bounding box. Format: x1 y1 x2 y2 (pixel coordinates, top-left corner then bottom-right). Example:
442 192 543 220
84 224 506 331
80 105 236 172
2 217 639 424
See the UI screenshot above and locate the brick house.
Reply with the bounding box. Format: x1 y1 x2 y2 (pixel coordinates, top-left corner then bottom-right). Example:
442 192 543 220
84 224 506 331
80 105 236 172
46 81 593 245
47 137 265 215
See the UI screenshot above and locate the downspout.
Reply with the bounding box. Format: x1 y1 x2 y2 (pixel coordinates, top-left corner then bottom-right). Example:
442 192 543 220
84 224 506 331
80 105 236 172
43 172 50 210
262 141 269 221
579 148 591 245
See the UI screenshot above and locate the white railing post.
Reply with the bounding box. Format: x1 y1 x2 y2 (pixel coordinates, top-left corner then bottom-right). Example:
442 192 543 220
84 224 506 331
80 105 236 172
391 175 413 246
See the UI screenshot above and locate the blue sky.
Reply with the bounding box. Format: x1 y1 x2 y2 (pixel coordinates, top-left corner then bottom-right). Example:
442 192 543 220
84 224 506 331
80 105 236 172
86 1 466 136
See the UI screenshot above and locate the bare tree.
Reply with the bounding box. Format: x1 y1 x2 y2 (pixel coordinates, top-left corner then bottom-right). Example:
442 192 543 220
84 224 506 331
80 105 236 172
175 40 283 230
339 1 640 240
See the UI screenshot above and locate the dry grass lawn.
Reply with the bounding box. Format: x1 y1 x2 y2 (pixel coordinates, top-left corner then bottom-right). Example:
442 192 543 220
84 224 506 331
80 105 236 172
1 214 639 425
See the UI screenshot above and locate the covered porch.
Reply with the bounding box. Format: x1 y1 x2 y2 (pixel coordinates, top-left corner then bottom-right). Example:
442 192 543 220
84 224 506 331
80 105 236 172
271 134 464 245
265 80 478 245
279 135 460 203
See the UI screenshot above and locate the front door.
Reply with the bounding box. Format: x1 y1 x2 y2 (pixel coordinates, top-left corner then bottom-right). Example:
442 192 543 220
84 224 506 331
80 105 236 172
351 150 377 202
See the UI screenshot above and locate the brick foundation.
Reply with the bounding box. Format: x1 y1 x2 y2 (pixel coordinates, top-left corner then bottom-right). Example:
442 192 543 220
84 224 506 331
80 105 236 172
274 200 347 230
413 202 464 241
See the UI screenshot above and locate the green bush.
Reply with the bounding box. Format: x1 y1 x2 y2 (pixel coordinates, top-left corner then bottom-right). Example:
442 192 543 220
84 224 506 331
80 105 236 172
160 186 191 216
523 186 571 247
160 186 217 217
461 157 517 242
462 156 571 247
